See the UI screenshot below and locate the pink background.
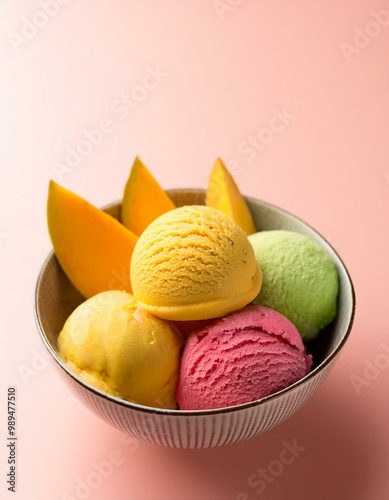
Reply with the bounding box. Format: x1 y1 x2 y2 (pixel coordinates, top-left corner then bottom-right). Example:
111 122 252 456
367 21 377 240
1 1 389 499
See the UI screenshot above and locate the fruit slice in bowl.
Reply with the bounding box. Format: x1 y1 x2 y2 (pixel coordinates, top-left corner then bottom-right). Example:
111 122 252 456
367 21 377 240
47 180 138 299
206 157 256 235
121 156 176 236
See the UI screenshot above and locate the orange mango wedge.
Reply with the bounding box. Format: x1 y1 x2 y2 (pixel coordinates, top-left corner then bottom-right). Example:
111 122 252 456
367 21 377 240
47 181 138 298
121 157 176 236
206 158 256 235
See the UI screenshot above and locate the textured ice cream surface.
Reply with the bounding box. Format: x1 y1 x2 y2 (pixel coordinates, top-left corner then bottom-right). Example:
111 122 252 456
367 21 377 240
57 290 183 409
176 305 312 410
130 205 262 321
249 230 339 341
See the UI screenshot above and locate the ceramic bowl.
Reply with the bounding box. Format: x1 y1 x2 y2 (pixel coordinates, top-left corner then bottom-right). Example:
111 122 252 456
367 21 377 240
34 189 355 449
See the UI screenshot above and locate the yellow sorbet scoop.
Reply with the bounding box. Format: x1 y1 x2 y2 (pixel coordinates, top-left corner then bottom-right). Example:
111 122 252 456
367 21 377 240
57 291 183 409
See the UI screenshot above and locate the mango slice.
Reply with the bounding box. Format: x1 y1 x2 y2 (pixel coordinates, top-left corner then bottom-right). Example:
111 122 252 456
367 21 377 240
47 181 138 298
121 157 176 236
206 158 256 235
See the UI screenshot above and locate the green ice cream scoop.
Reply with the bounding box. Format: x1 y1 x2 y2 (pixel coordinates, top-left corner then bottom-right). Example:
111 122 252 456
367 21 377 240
248 230 338 341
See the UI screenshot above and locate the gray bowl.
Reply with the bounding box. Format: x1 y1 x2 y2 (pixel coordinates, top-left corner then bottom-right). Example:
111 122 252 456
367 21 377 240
34 189 355 448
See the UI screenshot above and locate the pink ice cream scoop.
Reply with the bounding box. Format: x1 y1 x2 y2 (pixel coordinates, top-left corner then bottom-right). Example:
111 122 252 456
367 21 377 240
176 305 312 410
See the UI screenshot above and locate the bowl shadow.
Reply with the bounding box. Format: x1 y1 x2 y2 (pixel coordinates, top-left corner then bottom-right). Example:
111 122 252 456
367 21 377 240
117 386 376 500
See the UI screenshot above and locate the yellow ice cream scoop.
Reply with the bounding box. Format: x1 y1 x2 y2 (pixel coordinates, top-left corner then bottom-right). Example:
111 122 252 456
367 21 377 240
130 205 262 321
57 291 183 409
